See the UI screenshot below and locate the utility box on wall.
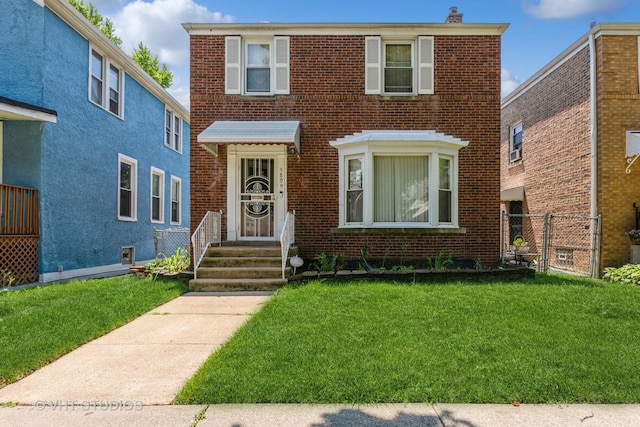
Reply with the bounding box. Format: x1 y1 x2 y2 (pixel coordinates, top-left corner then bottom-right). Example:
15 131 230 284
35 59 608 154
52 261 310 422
631 245 640 264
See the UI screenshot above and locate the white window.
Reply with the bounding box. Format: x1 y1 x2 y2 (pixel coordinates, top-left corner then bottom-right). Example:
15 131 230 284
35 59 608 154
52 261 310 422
331 131 467 228
366 36 433 95
150 167 165 223
510 122 522 162
165 108 182 153
90 47 123 117
118 154 137 221
225 36 290 95
170 176 181 224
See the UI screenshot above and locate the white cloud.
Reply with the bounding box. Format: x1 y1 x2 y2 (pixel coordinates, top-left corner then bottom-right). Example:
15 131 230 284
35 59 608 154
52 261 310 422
110 0 232 66
501 68 521 98
522 0 625 19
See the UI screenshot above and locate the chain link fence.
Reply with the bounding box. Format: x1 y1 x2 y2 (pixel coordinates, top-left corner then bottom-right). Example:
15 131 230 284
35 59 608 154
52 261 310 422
501 212 602 278
153 227 190 259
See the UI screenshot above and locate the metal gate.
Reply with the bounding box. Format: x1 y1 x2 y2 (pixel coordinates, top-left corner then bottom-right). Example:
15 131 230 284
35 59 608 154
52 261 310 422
501 212 602 278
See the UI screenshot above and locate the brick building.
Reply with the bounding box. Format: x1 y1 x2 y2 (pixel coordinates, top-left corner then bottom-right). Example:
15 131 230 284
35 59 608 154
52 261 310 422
184 10 507 271
501 23 640 274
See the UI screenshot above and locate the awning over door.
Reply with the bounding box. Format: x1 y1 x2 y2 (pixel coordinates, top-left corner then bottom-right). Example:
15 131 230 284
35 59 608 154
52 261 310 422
198 120 300 155
0 96 57 123
501 186 524 201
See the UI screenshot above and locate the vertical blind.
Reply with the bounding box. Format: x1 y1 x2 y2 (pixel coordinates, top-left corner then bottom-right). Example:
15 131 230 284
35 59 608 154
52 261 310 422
374 156 429 222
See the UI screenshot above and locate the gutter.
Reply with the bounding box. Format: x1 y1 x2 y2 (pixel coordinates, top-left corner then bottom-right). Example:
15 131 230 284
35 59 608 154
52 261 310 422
589 31 599 277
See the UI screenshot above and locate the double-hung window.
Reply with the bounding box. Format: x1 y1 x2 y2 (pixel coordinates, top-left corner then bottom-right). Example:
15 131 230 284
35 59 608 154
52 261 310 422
150 167 165 223
225 36 290 95
164 108 182 152
118 154 137 221
170 176 181 224
366 36 433 95
90 47 123 117
510 122 523 162
332 131 467 228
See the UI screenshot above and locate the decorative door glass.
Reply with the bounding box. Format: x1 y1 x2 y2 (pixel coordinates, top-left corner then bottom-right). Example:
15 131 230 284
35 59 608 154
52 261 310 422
240 158 275 238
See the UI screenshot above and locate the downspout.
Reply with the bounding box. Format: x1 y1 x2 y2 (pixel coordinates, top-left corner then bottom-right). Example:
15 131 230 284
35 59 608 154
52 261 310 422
589 32 600 277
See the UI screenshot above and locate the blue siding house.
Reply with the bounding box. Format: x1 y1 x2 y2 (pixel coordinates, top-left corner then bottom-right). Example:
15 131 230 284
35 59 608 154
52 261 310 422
0 0 190 284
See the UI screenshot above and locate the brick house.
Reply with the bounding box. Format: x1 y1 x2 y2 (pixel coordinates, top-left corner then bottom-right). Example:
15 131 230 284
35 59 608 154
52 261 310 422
501 23 640 274
185 9 507 277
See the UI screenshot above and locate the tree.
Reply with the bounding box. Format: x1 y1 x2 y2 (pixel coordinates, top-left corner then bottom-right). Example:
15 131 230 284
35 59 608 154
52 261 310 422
67 0 122 47
67 0 173 88
132 42 174 89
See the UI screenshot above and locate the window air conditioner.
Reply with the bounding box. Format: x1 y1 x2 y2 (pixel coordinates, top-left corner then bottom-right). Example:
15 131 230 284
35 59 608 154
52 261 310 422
510 149 521 162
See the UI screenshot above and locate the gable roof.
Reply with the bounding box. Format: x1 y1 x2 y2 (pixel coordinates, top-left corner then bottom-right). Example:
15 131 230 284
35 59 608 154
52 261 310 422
45 0 189 121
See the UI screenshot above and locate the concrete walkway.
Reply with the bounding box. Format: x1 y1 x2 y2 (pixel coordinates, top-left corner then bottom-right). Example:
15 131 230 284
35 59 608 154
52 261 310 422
1 291 640 426
0 291 271 405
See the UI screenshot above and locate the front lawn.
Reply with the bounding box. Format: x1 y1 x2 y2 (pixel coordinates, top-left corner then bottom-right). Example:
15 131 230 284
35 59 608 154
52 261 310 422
175 275 640 404
0 275 187 386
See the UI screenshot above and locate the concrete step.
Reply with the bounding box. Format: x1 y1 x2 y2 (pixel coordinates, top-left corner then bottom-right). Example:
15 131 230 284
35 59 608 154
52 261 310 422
205 245 297 258
189 278 287 292
196 266 289 279
200 256 282 268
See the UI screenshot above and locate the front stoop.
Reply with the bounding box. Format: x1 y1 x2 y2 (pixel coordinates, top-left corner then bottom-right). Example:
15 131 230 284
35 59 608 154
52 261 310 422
189 244 296 291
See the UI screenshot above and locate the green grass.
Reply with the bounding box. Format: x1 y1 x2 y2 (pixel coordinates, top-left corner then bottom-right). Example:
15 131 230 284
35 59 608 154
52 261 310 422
175 275 640 404
0 275 187 386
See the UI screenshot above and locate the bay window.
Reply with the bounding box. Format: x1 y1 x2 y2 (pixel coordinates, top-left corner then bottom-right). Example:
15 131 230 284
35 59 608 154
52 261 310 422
331 130 467 228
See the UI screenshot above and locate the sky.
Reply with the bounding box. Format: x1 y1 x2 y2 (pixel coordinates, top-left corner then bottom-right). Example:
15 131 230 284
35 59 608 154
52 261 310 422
91 0 640 109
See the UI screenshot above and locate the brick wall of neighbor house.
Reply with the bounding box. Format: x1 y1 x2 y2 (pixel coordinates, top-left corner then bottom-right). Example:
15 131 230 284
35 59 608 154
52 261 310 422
501 45 592 265
191 33 502 265
596 34 640 267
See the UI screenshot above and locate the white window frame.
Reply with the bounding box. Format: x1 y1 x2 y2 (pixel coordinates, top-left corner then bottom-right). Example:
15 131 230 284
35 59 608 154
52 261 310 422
170 176 181 225
334 136 463 228
164 107 182 153
366 36 433 96
89 46 124 118
225 36 290 96
118 154 137 221
509 122 523 163
150 167 165 224
382 40 415 95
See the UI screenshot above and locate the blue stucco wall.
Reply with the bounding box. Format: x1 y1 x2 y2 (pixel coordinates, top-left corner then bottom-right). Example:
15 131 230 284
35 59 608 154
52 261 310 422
36 8 190 274
0 0 45 105
1 1 189 278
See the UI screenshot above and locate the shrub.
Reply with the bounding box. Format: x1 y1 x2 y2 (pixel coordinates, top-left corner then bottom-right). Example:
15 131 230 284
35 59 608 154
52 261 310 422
603 264 640 285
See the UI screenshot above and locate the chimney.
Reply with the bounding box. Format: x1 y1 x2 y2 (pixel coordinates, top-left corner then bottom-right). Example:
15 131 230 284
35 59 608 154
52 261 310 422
445 6 463 23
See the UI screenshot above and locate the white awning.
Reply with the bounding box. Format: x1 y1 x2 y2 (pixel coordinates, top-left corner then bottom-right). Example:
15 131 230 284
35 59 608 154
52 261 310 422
626 131 640 157
198 120 300 155
501 186 524 201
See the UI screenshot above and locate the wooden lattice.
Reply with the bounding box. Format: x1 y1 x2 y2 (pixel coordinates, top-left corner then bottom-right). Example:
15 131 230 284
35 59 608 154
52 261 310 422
0 235 39 285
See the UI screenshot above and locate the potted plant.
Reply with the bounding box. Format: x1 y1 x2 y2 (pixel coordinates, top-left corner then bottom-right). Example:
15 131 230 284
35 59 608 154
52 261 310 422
628 229 640 245
512 236 529 254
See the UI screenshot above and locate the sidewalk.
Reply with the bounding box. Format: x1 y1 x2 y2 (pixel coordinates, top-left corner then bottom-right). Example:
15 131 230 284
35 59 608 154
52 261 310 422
0 291 272 405
1 402 639 426
1 291 639 426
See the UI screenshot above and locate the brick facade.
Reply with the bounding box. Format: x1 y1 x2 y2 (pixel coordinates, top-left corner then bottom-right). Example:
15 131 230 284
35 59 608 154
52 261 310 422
189 25 504 266
501 26 640 271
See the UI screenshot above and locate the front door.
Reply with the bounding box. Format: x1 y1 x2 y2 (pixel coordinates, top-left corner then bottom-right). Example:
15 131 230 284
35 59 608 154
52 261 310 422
240 157 275 239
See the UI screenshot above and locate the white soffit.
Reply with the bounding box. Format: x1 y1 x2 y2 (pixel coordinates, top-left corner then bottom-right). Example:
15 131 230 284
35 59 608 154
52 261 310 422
0 97 57 123
198 120 300 154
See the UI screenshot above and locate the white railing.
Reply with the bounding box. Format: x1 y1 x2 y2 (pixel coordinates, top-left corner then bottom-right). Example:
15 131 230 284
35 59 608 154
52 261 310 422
279 210 296 279
191 210 222 280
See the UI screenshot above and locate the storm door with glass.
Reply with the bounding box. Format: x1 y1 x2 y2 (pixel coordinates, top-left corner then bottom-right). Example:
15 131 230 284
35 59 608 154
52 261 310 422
240 158 275 239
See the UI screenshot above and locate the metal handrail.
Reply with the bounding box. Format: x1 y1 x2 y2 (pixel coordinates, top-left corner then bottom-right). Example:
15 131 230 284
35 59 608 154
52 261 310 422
191 210 222 280
279 210 295 279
